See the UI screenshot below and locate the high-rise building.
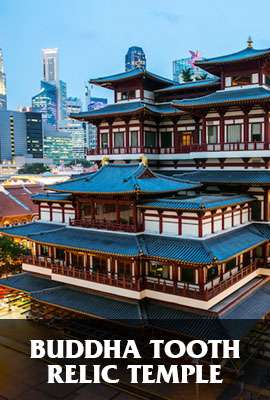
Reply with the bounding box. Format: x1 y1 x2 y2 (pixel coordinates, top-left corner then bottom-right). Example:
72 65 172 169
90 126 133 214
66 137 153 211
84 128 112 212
59 80 67 121
43 125 72 165
88 97 107 111
66 97 82 115
42 48 59 84
32 81 57 127
0 110 43 162
0 49 7 110
25 112 43 158
125 46 146 71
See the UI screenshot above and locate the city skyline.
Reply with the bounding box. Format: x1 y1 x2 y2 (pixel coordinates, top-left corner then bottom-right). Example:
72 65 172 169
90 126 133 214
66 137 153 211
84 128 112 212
1 0 270 109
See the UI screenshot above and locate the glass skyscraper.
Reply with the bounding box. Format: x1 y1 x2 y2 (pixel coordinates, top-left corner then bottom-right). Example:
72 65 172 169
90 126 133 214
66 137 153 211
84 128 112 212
125 46 146 71
0 49 7 110
32 81 57 127
42 48 59 83
173 57 213 83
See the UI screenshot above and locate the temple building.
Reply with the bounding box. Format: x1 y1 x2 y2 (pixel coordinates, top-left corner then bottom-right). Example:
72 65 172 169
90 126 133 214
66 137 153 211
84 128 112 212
1 39 270 325
75 38 270 171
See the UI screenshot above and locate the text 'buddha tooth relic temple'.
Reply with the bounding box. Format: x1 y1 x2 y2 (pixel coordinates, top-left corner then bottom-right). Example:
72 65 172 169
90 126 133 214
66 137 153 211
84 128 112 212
2 39 270 326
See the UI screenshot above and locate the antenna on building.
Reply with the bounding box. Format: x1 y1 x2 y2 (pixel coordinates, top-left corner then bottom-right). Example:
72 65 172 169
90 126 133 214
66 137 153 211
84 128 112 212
247 36 253 48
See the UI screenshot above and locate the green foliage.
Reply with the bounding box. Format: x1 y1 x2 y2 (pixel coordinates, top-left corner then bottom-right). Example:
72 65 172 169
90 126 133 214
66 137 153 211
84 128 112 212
181 67 193 82
18 163 51 175
0 236 26 277
195 72 209 81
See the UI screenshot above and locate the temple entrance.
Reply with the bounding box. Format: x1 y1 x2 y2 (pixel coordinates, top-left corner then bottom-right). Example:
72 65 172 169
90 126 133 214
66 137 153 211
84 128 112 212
182 132 193 146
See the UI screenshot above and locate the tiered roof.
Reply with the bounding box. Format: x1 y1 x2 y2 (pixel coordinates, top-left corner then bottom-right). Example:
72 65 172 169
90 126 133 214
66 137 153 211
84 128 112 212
89 68 176 88
45 163 199 195
1 222 269 265
174 86 270 109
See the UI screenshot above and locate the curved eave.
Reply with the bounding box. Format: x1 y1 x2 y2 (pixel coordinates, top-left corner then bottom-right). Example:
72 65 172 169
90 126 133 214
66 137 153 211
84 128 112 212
138 199 254 212
32 199 72 204
143 255 211 266
175 96 270 110
70 107 154 122
44 188 197 195
155 82 220 94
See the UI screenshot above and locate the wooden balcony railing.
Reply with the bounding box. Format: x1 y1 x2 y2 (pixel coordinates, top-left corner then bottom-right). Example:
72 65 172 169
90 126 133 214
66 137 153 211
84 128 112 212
70 218 143 233
23 256 258 302
87 142 270 156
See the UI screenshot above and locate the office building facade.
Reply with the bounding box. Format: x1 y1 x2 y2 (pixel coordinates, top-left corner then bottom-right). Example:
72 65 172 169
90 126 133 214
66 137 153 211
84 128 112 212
32 81 57 127
0 49 7 110
125 46 146 71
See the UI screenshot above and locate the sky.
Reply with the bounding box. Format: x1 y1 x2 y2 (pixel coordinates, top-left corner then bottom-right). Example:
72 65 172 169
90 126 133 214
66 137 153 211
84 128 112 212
1 0 270 110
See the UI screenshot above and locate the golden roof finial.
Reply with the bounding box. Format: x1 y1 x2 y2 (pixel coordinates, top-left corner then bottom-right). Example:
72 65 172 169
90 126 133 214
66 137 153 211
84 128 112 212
247 36 253 48
140 155 148 167
101 156 110 166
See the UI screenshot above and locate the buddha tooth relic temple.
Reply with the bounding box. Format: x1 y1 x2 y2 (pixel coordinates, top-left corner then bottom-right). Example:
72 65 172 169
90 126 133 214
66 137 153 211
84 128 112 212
2 39 270 324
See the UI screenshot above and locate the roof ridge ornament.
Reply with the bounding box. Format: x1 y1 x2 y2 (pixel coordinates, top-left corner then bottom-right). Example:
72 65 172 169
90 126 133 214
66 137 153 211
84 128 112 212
101 156 110 166
140 155 148 166
247 36 253 49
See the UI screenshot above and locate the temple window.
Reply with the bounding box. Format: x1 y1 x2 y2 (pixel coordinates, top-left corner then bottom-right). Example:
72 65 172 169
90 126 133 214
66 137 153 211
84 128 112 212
181 268 194 283
40 245 49 257
92 256 107 274
145 131 156 147
255 246 263 258
250 122 262 142
114 131 124 147
160 131 172 148
231 74 252 87
119 90 136 101
81 204 92 218
118 260 132 278
226 124 242 143
95 203 117 223
71 253 84 268
119 204 133 225
181 132 193 146
130 130 138 147
55 248 65 260
149 263 170 280
207 125 218 144
101 133 109 148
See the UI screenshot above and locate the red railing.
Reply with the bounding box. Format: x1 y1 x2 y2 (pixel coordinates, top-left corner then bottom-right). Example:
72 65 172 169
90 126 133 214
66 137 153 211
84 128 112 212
70 218 143 233
23 256 258 302
87 142 270 156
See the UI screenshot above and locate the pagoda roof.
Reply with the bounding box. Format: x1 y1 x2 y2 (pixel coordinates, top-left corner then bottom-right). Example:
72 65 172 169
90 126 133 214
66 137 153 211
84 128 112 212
90 68 176 89
175 170 270 186
0 272 62 293
1 222 269 265
45 164 199 195
155 77 220 94
139 194 254 212
196 45 270 74
174 86 270 109
71 101 182 121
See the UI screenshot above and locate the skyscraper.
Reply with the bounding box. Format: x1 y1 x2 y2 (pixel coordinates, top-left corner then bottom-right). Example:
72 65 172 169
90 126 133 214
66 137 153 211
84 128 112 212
125 46 146 71
0 49 7 110
32 81 57 127
42 48 59 83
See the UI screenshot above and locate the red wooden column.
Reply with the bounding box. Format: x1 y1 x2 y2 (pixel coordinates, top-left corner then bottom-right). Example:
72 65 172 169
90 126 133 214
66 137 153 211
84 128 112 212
264 107 270 149
108 119 113 151
201 116 207 147
211 211 215 234
116 200 120 225
61 205 65 223
198 212 203 237
124 118 129 150
177 212 182 236
173 119 178 150
243 108 250 150
159 211 163 234
264 189 270 221
38 204 41 220
139 118 144 150
221 209 225 230
218 110 225 151
49 204 53 221
198 267 205 291
193 117 200 145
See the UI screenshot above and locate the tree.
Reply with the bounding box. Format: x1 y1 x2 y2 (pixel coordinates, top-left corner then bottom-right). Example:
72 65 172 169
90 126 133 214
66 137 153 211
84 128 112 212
181 67 194 82
0 236 26 278
66 159 94 168
18 163 51 175
195 72 209 81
